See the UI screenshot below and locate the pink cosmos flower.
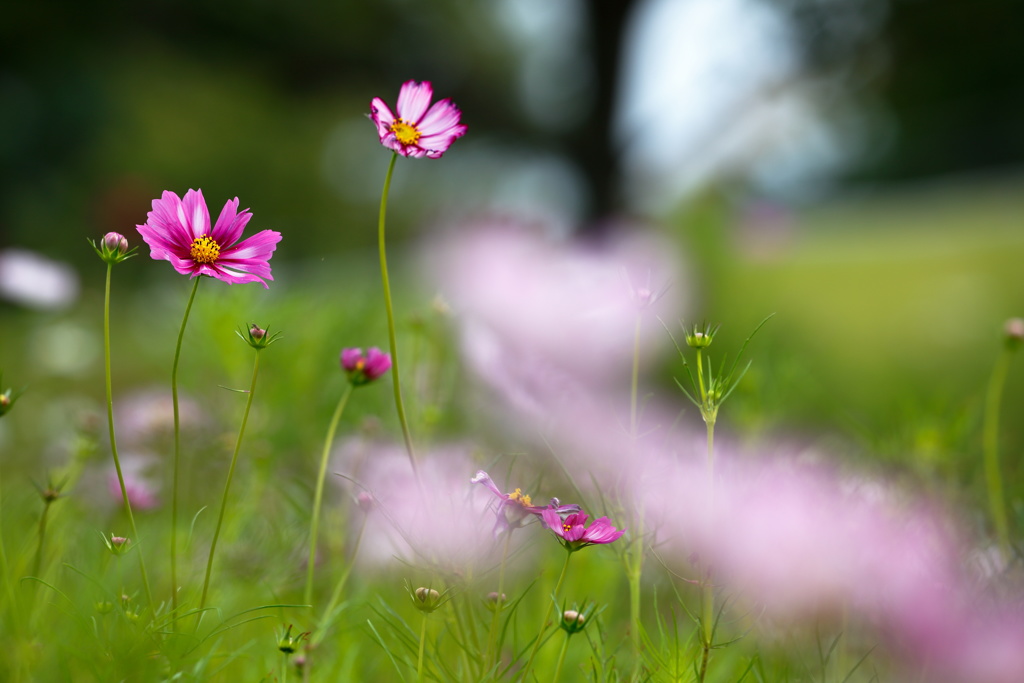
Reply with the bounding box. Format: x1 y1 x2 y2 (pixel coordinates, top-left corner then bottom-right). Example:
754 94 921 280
471 470 579 535
541 508 625 551
340 347 392 386
136 189 281 288
370 80 467 159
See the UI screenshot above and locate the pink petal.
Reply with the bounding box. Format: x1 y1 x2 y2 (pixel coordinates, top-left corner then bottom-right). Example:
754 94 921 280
180 189 211 239
210 197 251 247
396 80 434 122
541 508 564 536
370 98 396 138
417 98 464 137
471 471 504 499
219 229 281 262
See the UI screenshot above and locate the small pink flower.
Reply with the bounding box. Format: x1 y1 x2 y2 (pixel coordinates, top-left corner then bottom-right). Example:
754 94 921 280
136 189 281 288
370 81 467 159
471 470 579 535
108 470 159 511
541 509 625 551
341 347 392 386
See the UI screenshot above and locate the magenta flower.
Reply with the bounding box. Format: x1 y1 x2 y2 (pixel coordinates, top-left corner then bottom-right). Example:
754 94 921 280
472 470 579 535
541 508 625 551
370 80 467 159
341 347 392 386
136 189 281 288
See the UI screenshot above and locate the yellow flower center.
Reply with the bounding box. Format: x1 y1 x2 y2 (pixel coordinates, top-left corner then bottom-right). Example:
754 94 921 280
190 235 221 264
562 522 572 533
390 118 421 146
508 488 533 507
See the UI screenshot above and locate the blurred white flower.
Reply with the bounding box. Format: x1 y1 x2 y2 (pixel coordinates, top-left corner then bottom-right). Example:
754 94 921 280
0 248 79 310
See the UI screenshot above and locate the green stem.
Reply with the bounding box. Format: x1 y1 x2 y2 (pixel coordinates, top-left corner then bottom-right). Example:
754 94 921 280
0 466 20 626
312 509 368 647
305 384 354 608
520 550 573 682
628 311 645 679
377 152 418 474
552 632 572 683
486 532 514 671
33 501 52 580
103 263 154 610
700 419 716 681
170 276 202 617
417 612 428 682
983 345 1015 555
198 348 262 616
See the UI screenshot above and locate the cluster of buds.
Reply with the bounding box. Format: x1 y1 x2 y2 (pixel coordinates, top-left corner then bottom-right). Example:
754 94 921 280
90 231 137 265
673 315 773 426
484 591 506 612
341 347 392 387
237 323 282 351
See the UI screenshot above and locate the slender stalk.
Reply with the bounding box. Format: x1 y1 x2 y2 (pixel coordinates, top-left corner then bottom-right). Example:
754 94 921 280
983 345 1014 555
628 311 645 680
305 384 354 607
170 276 202 617
32 501 53 580
520 550 573 682
312 509 369 647
377 152 418 473
486 532 514 670
417 612 428 682
699 419 716 682
0 467 20 626
198 348 262 616
552 632 572 683
103 262 154 609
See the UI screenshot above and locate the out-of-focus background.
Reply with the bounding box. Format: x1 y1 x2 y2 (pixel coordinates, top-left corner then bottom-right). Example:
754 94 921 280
1 0 1023 508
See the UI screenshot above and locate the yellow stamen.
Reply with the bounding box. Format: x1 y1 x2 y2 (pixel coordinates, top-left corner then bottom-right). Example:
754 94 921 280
509 488 533 507
390 118 421 146
190 235 221 264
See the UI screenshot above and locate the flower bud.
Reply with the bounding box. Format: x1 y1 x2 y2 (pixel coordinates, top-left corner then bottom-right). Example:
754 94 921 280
91 231 136 264
237 323 280 350
412 586 442 613
357 491 375 513
485 591 506 612
278 624 308 655
1004 318 1024 350
104 533 132 556
560 609 587 634
104 232 128 255
95 601 114 615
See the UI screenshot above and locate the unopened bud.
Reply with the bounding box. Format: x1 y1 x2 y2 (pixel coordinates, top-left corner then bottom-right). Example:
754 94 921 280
106 534 131 556
357 491 375 513
1004 318 1024 350
412 586 441 613
278 624 308 655
560 609 587 634
104 232 128 255
238 323 280 350
485 591 506 612
249 325 266 340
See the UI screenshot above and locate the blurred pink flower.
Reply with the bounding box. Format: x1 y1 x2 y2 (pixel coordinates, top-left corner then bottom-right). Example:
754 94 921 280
370 80 467 159
136 189 281 288
471 470 579 535
338 444 501 573
541 509 625 551
340 347 392 386
107 469 159 511
426 220 685 421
